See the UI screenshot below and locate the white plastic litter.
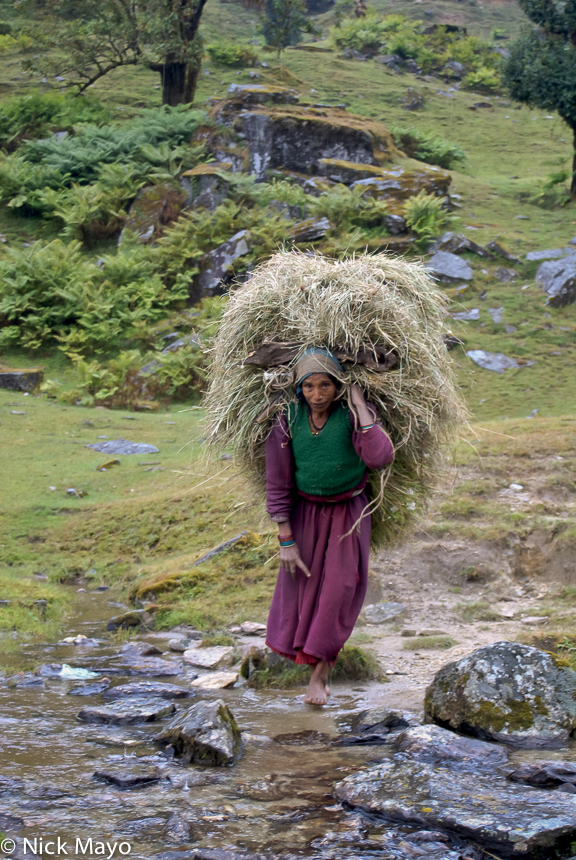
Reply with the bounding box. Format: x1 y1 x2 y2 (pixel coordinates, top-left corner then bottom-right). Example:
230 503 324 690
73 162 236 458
58 664 100 679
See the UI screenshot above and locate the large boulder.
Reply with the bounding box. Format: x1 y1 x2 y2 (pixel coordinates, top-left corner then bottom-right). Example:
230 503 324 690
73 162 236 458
334 759 576 857
536 257 576 307
424 641 576 748
0 367 44 392
155 698 241 766
180 162 233 211
120 182 184 245
192 229 252 303
205 95 398 180
429 231 494 258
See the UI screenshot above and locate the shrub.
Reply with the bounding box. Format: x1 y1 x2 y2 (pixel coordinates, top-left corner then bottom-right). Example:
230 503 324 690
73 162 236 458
391 125 467 169
331 13 390 53
0 91 110 152
0 152 70 213
462 65 501 92
404 190 453 242
0 33 17 51
0 240 188 353
206 41 259 67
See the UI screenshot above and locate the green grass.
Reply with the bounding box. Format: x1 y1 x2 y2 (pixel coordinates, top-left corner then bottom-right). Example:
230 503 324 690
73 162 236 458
457 600 502 622
245 644 383 688
402 635 457 650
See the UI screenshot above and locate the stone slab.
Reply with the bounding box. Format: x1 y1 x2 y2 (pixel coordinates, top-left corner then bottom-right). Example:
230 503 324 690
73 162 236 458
86 439 159 456
182 647 234 669
78 697 176 725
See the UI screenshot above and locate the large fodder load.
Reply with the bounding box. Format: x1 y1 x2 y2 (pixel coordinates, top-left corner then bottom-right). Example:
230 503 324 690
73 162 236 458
205 250 467 546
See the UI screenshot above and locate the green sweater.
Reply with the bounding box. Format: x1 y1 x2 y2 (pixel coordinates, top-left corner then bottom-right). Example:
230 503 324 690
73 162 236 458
287 401 365 496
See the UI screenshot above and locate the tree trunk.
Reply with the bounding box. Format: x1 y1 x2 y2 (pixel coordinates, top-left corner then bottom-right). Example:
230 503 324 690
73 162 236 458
153 57 201 106
572 127 576 198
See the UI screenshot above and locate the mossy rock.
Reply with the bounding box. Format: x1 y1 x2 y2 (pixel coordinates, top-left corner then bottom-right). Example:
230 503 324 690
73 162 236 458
424 641 576 748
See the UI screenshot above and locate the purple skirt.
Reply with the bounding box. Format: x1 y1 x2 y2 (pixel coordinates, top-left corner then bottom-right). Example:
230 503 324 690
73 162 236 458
266 489 370 664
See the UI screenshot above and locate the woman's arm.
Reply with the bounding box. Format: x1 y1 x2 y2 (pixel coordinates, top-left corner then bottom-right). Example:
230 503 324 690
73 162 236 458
265 413 311 579
350 384 394 470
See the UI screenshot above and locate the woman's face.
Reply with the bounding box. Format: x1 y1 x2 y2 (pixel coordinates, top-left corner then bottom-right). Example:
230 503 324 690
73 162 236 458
301 373 337 411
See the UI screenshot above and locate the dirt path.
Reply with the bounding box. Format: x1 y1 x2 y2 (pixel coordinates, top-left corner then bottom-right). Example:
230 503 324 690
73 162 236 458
358 544 557 713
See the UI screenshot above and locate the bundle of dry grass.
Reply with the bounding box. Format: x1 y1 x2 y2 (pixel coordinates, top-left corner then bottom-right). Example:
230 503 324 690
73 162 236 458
204 250 467 547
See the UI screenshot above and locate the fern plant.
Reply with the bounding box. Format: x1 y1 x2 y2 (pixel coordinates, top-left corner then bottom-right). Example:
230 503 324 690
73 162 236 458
404 190 453 244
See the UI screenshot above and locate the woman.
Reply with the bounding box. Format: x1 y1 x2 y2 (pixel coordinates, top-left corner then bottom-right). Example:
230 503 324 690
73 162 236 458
265 348 394 706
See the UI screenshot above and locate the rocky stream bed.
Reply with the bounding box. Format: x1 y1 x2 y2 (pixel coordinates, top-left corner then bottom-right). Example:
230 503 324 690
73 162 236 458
3 590 576 860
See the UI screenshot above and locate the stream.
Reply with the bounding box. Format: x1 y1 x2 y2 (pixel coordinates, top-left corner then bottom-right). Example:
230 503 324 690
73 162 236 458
2 590 576 860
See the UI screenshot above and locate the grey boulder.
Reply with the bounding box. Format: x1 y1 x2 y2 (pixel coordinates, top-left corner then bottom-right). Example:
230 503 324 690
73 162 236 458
485 240 519 262
104 681 191 700
424 641 576 748
334 758 576 857
93 764 161 789
508 760 576 787
393 724 507 767
466 350 532 373
526 248 564 261
429 231 493 258
427 251 473 283
536 257 576 307
193 230 251 303
155 698 241 766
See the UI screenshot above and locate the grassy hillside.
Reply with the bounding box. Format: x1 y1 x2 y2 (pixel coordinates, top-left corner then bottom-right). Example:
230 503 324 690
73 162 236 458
0 0 575 651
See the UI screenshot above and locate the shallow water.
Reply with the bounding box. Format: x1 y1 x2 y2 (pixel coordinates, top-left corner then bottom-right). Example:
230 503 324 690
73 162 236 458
2 590 576 860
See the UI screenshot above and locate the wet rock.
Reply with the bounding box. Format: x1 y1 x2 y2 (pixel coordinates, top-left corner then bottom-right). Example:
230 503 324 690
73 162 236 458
0 367 44 393
165 810 192 843
466 350 526 373
236 777 287 801
424 641 576 748
104 681 191 700
495 266 517 282
37 662 63 677
93 764 161 789
190 671 239 689
107 609 151 631
427 251 473 283
0 812 24 829
288 217 330 243
393 725 507 767
78 696 176 725
121 641 162 657
362 602 405 623
508 760 576 787
68 680 111 696
274 729 330 745
120 182 184 245
86 733 148 748
9 674 44 688
182 646 234 669
331 732 391 746
536 257 576 307
169 638 199 652
122 657 183 677
193 230 251 302
335 759 576 856
86 439 159 456
351 707 411 734
486 240 519 262
155 698 241 766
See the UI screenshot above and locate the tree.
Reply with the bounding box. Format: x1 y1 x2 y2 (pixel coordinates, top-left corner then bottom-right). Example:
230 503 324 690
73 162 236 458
262 0 317 57
20 0 208 106
503 0 576 195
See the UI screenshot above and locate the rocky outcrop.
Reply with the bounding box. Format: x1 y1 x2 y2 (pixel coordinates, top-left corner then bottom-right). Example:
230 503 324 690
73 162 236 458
155 698 241 765
424 641 576 748
192 229 251 303
181 162 233 211
351 165 451 202
205 90 398 180
429 231 494 258
536 257 576 307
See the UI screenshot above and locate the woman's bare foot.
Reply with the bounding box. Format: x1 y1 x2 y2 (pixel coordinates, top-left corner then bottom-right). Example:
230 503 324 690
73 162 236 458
305 661 330 706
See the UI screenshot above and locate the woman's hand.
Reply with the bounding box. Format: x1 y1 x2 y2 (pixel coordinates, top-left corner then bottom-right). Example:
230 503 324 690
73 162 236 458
280 543 312 580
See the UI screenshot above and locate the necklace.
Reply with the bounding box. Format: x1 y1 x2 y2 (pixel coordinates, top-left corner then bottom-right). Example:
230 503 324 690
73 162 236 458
308 407 327 435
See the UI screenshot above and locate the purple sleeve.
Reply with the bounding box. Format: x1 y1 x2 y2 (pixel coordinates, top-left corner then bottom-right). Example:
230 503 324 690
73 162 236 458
265 412 294 521
350 404 394 470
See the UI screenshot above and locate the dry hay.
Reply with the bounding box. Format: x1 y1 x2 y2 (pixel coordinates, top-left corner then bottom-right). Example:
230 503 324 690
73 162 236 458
204 250 467 547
